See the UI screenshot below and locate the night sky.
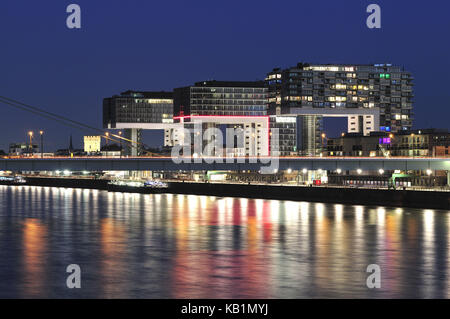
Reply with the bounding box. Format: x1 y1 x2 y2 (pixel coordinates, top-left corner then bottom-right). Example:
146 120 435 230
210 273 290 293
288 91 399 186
0 0 449 151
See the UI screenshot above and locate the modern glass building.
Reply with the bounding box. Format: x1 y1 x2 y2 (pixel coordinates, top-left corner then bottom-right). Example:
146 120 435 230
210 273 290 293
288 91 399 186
103 90 174 155
266 63 414 133
103 90 173 128
173 81 267 117
266 62 414 155
172 81 270 156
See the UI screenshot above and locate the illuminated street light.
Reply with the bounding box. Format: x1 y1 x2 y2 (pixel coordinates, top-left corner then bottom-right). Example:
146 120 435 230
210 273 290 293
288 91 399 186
336 169 342 174
287 168 292 174
321 133 327 156
426 169 432 176
379 169 385 175
302 169 308 174
28 131 34 154
118 131 122 158
357 169 362 174
39 130 44 158
105 132 110 145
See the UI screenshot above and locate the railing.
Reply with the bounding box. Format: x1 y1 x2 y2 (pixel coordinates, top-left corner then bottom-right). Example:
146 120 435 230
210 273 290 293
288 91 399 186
1 155 450 160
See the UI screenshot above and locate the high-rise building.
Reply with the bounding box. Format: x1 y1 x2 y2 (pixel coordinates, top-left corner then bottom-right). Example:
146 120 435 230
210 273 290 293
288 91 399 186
173 81 270 156
269 116 298 156
103 90 173 127
103 90 174 155
173 80 267 117
266 62 414 155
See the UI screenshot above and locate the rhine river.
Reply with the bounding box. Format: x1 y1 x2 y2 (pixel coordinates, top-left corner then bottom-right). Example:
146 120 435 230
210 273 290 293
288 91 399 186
0 185 449 298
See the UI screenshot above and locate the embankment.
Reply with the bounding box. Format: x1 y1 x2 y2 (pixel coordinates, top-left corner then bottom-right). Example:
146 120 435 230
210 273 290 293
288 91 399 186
22 177 450 210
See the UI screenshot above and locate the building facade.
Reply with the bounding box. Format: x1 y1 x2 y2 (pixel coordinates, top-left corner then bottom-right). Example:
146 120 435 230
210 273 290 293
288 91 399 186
266 62 414 155
173 81 267 117
326 132 391 157
269 116 298 156
173 81 270 157
9 143 39 156
326 129 449 158
103 90 174 156
103 90 173 127
390 129 450 157
84 136 101 154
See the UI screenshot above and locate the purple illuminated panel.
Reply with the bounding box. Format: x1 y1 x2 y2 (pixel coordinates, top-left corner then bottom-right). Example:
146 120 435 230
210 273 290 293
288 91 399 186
379 138 391 145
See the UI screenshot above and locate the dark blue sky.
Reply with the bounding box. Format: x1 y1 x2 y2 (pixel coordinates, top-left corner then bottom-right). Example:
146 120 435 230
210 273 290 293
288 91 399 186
1 0 449 150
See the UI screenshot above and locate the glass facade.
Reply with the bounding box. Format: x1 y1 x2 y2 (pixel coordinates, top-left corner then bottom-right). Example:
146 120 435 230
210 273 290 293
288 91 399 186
173 81 267 117
189 86 267 116
103 91 173 128
266 63 414 133
114 98 173 123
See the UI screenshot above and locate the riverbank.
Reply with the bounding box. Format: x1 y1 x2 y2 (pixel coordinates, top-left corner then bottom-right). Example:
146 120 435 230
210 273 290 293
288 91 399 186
20 177 450 210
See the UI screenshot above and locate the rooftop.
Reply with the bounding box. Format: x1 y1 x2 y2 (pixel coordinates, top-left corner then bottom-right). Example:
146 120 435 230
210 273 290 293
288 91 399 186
192 80 265 88
119 90 173 99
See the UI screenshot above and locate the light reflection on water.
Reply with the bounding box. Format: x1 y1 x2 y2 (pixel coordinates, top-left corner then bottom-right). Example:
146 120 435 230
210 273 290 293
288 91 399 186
0 185 449 298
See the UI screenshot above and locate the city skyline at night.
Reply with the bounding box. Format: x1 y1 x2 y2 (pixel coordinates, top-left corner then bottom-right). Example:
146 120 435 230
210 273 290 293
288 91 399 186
1 0 450 305
1 1 450 151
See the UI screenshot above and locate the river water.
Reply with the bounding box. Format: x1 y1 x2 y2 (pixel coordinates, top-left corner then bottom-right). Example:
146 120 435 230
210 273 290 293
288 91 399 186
0 185 449 298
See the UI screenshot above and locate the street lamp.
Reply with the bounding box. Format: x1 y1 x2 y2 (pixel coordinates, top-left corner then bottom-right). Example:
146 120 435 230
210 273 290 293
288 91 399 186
28 131 33 155
105 132 110 145
321 133 327 157
39 130 44 158
118 131 122 158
